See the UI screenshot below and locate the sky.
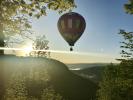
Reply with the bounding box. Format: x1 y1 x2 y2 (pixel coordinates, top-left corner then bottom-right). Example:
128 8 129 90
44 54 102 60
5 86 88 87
7 0 133 63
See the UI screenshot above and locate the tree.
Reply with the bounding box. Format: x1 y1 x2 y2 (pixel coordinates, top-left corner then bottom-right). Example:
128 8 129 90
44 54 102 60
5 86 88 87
118 30 133 60
97 30 133 100
97 62 133 100
97 31 133 100
29 35 50 57
41 86 64 100
97 1 133 99
97 64 118 100
0 0 76 55
4 72 28 100
124 0 133 14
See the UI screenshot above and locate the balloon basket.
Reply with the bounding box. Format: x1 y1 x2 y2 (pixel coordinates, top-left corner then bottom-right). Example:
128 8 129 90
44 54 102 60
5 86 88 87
70 47 73 51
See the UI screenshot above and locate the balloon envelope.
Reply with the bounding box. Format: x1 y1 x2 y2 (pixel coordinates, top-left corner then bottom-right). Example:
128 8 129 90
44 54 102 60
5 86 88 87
58 12 86 46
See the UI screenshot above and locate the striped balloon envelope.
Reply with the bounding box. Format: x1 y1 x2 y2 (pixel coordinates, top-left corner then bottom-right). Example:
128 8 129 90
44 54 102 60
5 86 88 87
57 12 86 51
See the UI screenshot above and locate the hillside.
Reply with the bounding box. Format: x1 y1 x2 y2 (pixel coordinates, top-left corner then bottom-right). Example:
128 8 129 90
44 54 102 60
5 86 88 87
68 63 120 83
67 63 109 70
0 55 98 100
71 66 105 83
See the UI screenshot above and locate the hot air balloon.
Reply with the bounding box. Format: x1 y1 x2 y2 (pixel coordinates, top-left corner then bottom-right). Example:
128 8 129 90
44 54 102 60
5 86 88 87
57 12 86 51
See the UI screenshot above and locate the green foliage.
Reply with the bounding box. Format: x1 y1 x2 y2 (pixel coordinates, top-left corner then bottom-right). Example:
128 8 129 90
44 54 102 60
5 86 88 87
97 62 133 100
3 62 65 100
4 72 28 100
41 86 64 100
118 30 133 59
0 0 76 48
97 29 133 100
124 0 133 14
0 0 75 28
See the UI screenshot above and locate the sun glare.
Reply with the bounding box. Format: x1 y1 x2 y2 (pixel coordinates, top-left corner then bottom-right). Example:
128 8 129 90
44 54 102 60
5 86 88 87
19 43 33 56
24 46 33 54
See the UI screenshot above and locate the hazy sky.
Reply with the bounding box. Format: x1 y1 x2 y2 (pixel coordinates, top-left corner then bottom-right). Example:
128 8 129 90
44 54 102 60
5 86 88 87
21 0 132 63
